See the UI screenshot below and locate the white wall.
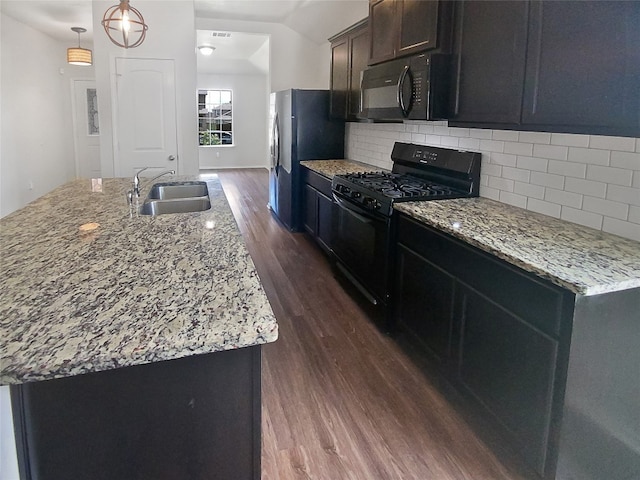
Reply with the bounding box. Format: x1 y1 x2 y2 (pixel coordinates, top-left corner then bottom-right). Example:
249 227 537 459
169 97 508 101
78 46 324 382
198 74 269 169
92 0 198 176
195 17 330 92
346 122 640 242
0 13 77 217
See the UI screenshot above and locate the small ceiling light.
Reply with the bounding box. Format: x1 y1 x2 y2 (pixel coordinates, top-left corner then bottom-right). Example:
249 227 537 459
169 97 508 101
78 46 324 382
198 46 215 56
67 27 92 66
101 0 148 49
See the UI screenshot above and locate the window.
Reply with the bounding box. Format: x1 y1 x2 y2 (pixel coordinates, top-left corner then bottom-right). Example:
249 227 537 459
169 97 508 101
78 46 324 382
198 89 233 146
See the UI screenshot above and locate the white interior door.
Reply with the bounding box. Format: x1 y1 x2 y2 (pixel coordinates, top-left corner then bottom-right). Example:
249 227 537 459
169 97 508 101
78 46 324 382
72 80 101 179
114 58 178 177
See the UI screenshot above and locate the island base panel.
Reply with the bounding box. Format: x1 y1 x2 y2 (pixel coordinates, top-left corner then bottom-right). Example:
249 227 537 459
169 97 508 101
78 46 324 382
11 346 261 480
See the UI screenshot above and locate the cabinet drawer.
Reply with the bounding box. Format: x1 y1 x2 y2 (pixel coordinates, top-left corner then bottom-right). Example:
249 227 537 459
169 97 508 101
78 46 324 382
396 214 571 337
301 167 333 197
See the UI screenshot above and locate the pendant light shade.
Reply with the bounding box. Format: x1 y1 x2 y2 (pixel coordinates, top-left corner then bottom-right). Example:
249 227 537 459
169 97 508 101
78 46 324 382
67 27 92 66
101 0 148 49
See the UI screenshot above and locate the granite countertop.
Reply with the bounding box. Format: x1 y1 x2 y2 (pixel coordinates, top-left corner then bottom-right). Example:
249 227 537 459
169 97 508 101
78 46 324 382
300 159 386 178
395 198 640 296
0 175 278 385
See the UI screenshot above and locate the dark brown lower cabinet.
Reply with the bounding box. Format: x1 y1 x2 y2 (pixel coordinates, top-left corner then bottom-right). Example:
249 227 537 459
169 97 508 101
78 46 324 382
302 167 334 254
11 346 262 480
394 213 575 478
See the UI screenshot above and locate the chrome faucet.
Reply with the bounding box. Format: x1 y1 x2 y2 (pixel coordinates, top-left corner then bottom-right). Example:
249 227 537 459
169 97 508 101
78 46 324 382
132 168 175 197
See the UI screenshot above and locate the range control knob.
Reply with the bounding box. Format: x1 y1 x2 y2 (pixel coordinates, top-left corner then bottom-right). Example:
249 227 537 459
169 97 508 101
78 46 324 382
351 191 361 199
363 197 379 210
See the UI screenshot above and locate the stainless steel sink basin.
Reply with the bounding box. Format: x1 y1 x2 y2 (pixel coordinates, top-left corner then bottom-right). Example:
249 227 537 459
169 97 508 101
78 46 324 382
139 197 211 215
146 181 209 200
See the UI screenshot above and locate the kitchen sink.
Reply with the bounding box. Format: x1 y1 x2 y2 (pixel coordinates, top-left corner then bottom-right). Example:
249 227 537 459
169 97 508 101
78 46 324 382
139 197 211 215
146 181 209 200
138 181 211 216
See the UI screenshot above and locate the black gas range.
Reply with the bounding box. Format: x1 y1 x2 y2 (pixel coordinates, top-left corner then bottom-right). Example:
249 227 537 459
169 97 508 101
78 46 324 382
330 142 481 325
332 142 481 218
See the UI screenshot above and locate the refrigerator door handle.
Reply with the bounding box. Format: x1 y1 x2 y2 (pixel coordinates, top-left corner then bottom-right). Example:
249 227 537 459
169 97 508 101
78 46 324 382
273 113 281 175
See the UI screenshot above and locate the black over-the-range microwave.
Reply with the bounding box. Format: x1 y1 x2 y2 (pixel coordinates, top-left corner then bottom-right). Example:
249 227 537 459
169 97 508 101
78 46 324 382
359 53 450 122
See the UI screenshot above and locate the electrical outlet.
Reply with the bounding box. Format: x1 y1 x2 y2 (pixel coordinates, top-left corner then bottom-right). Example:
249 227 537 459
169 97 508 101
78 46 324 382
28 181 34 191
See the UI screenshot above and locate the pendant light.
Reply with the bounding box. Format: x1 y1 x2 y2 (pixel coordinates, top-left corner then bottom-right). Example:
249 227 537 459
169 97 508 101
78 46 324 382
67 27 92 66
101 0 148 49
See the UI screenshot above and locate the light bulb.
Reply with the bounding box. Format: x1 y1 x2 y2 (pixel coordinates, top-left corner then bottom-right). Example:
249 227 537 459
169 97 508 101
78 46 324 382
122 9 131 32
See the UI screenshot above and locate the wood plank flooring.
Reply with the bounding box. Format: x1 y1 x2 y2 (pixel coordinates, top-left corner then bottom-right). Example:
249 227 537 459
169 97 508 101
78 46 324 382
216 168 539 480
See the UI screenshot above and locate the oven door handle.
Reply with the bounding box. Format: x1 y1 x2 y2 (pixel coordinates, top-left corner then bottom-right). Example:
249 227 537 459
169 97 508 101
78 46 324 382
332 193 375 224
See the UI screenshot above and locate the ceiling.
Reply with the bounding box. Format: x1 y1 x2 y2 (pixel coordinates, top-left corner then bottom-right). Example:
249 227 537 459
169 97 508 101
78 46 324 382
0 0 368 46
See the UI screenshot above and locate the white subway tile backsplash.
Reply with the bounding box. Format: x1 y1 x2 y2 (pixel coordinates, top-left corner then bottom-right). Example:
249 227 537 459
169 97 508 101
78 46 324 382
589 135 636 152
482 163 503 177
545 188 582 208
610 151 640 170
488 176 515 192
346 121 640 241
583 196 629 220
533 144 569 161
606 185 640 207
479 139 505 153
469 128 493 140
441 136 460 148
492 130 520 142
418 124 434 134
568 147 610 166
458 137 481 150
425 135 442 145
502 166 530 183
516 156 548 172
564 177 607 198
480 185 500 200
527 198 561 218
561 207 603 230
514 181 545 199
448 127 470 137
504 141 534 156
490 153 517 167
519 131 551 144
586 165 633 187
602 217 640 242
547 160 586 178
551 133 590 147
531 171 565 190
499 191 527 208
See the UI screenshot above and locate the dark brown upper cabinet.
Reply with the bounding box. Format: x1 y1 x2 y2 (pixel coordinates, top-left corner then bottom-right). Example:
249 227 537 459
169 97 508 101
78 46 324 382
522 0 640 135
450 0 640 137
449 1 529 124
368 0 451 65
329 19 369 120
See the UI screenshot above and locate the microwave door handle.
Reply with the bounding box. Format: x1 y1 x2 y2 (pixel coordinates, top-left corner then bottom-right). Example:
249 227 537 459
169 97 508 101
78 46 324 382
397 65 410 117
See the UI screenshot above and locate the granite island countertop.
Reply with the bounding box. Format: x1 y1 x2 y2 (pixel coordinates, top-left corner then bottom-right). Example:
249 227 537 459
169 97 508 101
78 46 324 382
395 197 640 296
300 159 387 178
0 175 278 385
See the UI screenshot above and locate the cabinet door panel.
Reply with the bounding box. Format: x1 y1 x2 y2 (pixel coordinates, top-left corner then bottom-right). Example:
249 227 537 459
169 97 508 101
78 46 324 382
317 191 333 253
395 244 455 362
398 0 439 56
303 184 318 236
349 27 370 119
330 38 349 119
458 286 558 475
369 0 398 64
523 1 640 131
451 0 529 124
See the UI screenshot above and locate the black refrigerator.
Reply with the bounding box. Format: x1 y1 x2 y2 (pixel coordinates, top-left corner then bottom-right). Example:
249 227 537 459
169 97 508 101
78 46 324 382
268 89 345 231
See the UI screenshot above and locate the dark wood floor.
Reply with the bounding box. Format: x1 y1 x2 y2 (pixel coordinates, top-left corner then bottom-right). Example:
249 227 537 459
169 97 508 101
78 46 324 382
217 168 538 480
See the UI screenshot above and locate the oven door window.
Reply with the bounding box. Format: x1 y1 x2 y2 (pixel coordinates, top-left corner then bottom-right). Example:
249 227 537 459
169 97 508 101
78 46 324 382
331 199 390 303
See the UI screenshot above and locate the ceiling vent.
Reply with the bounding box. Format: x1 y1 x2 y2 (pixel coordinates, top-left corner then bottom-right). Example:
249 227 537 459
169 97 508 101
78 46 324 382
211 32 232 38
